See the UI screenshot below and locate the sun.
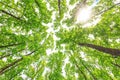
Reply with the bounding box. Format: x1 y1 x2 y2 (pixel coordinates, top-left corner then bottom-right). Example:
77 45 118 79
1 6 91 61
75 7 92 23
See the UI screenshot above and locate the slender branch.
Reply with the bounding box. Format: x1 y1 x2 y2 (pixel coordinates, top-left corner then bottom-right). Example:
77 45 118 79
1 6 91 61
81 62 97 80
97 2 120 15
111 62 120 68
0 43 22 48
0 58 23 75
58 0 61 15
25 50 36 56
0 50 37 75
0 48 25 59
79 43 120 56
34 0 40 8
0 10 22 20
70 53 87 80
0 54 11 59
0 2 19 11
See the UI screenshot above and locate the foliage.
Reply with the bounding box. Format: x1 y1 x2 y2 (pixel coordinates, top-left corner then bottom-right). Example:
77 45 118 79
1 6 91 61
0 0 120 80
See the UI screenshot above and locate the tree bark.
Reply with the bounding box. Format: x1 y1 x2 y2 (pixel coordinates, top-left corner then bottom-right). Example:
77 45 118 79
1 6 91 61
79 43 120 56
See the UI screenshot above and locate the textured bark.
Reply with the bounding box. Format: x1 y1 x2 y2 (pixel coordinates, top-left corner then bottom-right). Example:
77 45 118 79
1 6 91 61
79 43 120 56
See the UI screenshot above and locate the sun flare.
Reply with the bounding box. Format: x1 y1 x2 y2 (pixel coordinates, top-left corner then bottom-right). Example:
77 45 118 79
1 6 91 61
75 7 92 23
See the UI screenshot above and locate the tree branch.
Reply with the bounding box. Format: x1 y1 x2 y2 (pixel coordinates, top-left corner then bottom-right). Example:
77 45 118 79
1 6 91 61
58 0 61 15
0 50 37 75
0 43 23 48
97 2 120 15
0 58 23 75
70 53 87 80
0 54 11 59
0 10 22 20
81 62 97 80
0 2 19 11
34 0 40 8
79 43 120 56
111 62 120 68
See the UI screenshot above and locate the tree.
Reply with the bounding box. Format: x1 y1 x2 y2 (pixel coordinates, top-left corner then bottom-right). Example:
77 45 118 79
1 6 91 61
0 0 120 80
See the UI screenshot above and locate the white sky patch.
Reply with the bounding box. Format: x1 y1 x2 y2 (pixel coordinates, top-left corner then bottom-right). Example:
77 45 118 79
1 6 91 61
60 44 66 53
12 55 21 59
82 16 101 28
53 34 60 41
28 30 33 35
114 0 120 4
20 74 27 80
62 56 70 77
106 67 115 79
2 58 7 62
0 13 2 16
115 38 120 43
42 67 51 76
80 51 88 61
14 0 19 4
20 73 31 80
51 11 57 21
46 48 52 56
21 50 31 55
75 73 79 79
108 38 113 42
110 22 115 28
46 2 54 11
93 59 101 70
35 8 39 14
0 23 3 26
60 0 78 29
88 34 95 40
23 16 28 21
30 62 38 72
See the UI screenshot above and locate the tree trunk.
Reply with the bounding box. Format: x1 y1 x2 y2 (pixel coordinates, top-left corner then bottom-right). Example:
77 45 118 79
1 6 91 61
79 43 120 56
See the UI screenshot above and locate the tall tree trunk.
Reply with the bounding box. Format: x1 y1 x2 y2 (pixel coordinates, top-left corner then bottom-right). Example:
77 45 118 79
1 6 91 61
79 43 120 56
